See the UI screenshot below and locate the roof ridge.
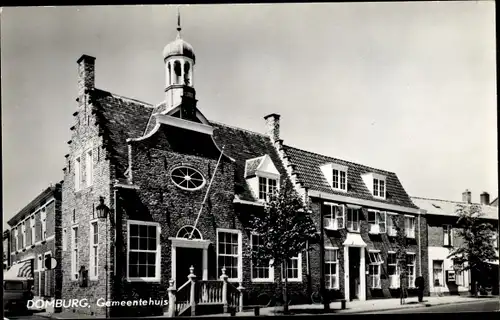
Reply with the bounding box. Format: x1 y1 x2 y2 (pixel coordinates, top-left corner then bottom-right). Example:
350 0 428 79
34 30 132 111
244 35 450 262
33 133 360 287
411 196 497 208
284 145 394 175
210 120 269 138
95 88 154 108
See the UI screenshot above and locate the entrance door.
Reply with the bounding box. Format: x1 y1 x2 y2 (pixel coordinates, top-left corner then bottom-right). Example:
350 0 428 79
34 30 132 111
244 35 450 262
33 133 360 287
349 247 360 301
176 248 203 288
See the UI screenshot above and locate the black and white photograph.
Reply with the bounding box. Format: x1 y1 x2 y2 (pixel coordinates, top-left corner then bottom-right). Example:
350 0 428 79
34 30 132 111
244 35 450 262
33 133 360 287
1 2 498 319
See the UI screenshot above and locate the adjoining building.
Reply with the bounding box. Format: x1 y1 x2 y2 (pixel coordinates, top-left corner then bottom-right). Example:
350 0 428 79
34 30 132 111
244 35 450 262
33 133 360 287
6 183 63 301
4 230 11 270
60 14 428 317
412 190 499 296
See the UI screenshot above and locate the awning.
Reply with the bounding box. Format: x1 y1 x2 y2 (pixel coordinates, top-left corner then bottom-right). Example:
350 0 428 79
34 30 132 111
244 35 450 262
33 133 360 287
346 204 362 210
343 232 367 247
3 261 33 280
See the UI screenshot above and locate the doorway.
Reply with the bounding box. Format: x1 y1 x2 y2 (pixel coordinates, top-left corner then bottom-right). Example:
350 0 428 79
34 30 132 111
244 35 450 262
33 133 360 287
349 247 360 301
176 247 203 288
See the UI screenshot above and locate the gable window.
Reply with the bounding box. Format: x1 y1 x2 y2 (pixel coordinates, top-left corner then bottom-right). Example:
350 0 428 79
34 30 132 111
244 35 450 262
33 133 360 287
325 248 339 289
443 225 453 247
171 166 206 191
368 210 386 234
404 216 415 238
258 177 277 201
71 226 79 280
30 216 35 246
217 229 242 281
386 213 397 236
75 156 82 191
324 203 345 230
282 253 302 282
41 208 47 241
387 252 399 288
250 234 273 282
406 253 416 288
368 251 382 288
86 149 93 187
433 260 444 287
346 208 360 232
89 220 98 280
333 169 347 191
127 221 161 282
373 178 385 198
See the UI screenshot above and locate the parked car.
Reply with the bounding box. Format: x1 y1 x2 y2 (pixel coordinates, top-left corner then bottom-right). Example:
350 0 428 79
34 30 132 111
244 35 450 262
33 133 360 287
3 278 34 314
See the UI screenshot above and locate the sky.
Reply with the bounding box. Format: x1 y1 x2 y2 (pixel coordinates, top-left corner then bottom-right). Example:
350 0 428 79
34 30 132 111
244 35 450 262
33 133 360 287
1 3 497 231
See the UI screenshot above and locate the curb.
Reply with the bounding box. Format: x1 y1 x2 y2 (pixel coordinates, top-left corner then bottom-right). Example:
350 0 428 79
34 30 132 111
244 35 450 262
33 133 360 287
349 298 493 314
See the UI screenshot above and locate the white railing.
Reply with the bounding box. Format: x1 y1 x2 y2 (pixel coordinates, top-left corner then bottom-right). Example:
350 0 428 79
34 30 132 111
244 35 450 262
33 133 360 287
198 280 223 304
174 279 191 315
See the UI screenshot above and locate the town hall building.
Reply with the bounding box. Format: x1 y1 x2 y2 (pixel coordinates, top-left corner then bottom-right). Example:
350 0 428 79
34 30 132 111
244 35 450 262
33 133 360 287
60 14 428 317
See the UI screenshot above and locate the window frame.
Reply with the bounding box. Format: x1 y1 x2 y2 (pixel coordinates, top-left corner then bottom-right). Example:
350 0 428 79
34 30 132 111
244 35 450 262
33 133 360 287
367 210 387 234
282 253 303 282
86 148 94 187
346 208 360 233
386 212 398 237
406 253 416 288
71 225 79 281
41 208 47 241
258 176 278 202
368 250 382 289
126 220 161 283
325 247 339 289
170 166 207 191
332 168 348 192
89 219 99 280
75 156 82 191
30 215 35 246
432 260 444 287
62 228 67 252
324 203 345 230
216 228 243 282
387 251 399 288
250 233 274 282
372 178 386 199
443 224 453 247
14 228 19 252
404 215 416 238
21 221 26 249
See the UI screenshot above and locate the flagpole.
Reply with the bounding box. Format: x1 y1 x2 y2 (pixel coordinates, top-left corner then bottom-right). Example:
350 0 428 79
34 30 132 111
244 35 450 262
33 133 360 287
189 145 225 239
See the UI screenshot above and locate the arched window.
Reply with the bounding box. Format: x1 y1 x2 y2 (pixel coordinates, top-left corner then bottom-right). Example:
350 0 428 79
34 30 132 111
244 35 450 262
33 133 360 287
167 62 172 86
170 166 206 191
174 60 182 85
176 226 202 239
184 62 191 86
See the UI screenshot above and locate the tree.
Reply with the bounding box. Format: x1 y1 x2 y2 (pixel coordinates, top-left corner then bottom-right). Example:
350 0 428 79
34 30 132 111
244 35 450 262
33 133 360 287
250 179 318 314
393 215 408 303
447 204 498 293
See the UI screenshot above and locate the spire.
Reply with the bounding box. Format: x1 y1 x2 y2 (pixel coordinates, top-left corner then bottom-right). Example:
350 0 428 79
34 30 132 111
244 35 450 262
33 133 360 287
176 6 182 39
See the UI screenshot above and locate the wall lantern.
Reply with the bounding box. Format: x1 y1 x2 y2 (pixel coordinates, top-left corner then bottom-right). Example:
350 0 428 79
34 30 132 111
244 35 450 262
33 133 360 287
96 196 110 220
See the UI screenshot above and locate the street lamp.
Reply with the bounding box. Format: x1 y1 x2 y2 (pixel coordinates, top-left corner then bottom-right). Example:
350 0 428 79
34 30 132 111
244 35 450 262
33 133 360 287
96 196 110 318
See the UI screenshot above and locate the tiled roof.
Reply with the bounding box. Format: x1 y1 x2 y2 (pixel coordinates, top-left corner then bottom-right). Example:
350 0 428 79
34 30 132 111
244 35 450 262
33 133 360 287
411 196 498 221
210 122 288 201
283 146 418 209
89 89 154 179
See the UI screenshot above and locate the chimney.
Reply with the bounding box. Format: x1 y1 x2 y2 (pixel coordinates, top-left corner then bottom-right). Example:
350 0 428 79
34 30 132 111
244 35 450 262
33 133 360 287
480 192 490 205
264 113 281 144
462 189 472 204
77 54 96 95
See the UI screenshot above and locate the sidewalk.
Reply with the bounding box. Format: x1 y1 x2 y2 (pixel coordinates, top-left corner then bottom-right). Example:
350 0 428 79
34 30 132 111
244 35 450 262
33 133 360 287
33 295 496 318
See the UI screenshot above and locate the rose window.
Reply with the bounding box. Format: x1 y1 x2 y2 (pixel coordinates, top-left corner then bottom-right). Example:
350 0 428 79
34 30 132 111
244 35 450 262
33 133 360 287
170 166 206 191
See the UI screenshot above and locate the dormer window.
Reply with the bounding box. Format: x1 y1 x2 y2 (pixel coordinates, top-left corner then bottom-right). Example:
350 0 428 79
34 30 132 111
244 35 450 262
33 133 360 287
245 155 280 202
361 173 387 199
321 163 348 192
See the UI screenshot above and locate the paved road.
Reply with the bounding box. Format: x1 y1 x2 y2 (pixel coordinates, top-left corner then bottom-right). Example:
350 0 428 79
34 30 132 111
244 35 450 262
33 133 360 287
362 299 499 314
4 312 48 320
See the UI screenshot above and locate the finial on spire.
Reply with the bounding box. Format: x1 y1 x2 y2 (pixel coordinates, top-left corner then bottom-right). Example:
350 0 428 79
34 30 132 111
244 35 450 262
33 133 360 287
176 6 182 39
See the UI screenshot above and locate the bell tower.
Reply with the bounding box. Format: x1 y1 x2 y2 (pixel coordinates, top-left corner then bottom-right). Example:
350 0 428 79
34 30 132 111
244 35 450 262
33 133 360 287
163 8 196 113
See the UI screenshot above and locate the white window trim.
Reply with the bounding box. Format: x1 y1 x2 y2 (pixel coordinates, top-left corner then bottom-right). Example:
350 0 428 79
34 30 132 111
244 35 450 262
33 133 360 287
21 221 26 249
372 178 386 199
432 260 445 287
386 212 398 237
321 163 348 192
41 208 47 241
346 207 360 233
387 252 399 288
89 219 99 280
86 148 94 187
282 253 303 282
250 233 274 283
443 224 453 247
216 228 243 282
406 253 416 288
30 215 35 246
126 220 161 283
367 210 387 234
257 176 279 202
75 156 82 191
404 216 416 239
14 228 19 252
324 203 345 231
71 225 79 281
325 248 339 289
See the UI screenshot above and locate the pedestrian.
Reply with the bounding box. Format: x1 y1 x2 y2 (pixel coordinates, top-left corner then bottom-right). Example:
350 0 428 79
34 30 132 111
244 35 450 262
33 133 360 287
415 275 424 302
